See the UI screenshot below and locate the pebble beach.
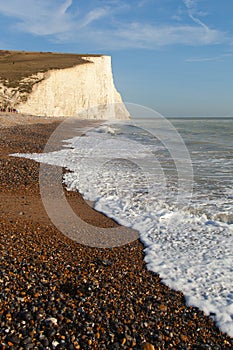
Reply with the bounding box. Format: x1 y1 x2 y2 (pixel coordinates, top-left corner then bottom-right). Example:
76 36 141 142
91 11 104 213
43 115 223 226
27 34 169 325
0 115 233 350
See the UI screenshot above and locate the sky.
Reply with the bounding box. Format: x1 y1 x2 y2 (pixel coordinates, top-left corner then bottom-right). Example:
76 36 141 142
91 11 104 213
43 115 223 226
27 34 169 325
0 0 233 117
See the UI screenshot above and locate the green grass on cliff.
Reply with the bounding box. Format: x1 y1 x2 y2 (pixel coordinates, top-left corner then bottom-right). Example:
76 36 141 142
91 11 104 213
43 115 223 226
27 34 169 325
0 50 102 92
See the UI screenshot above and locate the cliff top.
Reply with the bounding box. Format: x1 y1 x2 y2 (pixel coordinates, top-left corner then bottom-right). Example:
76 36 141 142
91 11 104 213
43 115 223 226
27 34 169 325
0 50 103 89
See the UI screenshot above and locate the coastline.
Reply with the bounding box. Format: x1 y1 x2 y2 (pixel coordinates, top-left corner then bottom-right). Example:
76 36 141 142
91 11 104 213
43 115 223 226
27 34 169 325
0 116 233 349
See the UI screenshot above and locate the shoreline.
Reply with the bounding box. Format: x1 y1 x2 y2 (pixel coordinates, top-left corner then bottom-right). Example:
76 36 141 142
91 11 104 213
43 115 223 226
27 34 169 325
0 116 233 349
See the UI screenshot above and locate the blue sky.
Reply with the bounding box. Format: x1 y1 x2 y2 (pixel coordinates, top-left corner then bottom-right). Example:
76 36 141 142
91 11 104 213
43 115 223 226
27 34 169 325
0 0 232 116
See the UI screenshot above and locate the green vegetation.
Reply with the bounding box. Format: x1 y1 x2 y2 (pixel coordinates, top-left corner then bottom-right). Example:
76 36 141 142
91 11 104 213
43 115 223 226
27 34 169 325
0 50 102 94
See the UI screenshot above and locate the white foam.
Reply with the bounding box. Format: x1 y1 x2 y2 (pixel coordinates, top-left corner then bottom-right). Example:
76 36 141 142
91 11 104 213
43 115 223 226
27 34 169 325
12 121 233 337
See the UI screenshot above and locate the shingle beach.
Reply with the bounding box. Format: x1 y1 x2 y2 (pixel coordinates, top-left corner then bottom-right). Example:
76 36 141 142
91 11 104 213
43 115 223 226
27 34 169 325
1 115 233 349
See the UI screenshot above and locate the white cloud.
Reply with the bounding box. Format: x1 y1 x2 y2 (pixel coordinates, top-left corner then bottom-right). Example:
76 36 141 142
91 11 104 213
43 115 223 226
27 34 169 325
65 21 224 51
59 0 73 15
183 0 209 30
186 53 233 62
0 0 229 50
113 22 224 48
0 0 113 36
0 0 75 35
183 0 196 9
79 8 110 28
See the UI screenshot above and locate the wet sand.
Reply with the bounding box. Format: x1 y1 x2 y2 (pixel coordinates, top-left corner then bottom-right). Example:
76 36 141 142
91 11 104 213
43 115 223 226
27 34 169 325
0 115 233 349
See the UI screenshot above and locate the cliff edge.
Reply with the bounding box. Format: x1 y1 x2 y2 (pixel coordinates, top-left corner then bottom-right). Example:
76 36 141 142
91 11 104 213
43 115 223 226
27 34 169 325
0 51 129 119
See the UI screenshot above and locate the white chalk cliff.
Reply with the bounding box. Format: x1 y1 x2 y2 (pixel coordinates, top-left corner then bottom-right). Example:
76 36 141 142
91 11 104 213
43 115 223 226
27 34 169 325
16 56 129 119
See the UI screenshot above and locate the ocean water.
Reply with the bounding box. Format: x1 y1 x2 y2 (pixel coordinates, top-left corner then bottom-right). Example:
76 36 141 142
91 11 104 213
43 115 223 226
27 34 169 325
14 116 233 337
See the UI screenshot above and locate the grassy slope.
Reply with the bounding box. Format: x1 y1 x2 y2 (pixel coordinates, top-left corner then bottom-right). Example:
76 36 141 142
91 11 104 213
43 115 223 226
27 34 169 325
0 50 102 90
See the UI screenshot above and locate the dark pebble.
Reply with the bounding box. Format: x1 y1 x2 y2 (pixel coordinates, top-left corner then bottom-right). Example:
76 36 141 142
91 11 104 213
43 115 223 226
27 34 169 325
22 336 32 345
0 122 233 350
41 337 49 347
23 343 34 350
6 334 20 345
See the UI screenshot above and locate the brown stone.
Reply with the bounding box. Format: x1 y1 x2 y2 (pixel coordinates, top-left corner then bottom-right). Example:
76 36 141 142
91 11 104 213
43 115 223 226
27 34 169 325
141 342 155 350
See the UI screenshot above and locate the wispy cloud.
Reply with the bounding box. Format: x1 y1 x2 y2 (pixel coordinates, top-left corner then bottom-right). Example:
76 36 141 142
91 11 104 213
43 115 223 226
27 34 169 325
0 0 75 35
183 0 210 31
0 0 229 50
79 8 110 28
114 22 224 48
59 0 73 15
186 53 233 62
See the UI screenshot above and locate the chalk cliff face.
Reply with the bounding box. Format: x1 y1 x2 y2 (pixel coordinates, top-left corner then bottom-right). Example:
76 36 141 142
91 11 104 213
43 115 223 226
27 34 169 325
16 56 129 119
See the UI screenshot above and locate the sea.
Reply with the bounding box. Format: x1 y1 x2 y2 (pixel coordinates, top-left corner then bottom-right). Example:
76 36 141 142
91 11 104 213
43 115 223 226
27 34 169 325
15 112 233 337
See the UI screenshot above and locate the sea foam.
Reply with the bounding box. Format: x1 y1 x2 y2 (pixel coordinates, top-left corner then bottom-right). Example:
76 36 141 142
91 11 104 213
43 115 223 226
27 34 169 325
13 119 233 337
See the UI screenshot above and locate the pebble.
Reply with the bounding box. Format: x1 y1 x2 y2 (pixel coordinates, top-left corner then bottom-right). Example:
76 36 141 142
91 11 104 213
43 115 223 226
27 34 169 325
52 340 60 347
0 122 233 350
22 336 32 345
141 342 155 350
45 317 58 325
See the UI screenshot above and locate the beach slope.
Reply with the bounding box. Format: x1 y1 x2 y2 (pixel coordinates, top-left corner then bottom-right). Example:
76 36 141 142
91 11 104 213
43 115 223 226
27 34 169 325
0 116 232 349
